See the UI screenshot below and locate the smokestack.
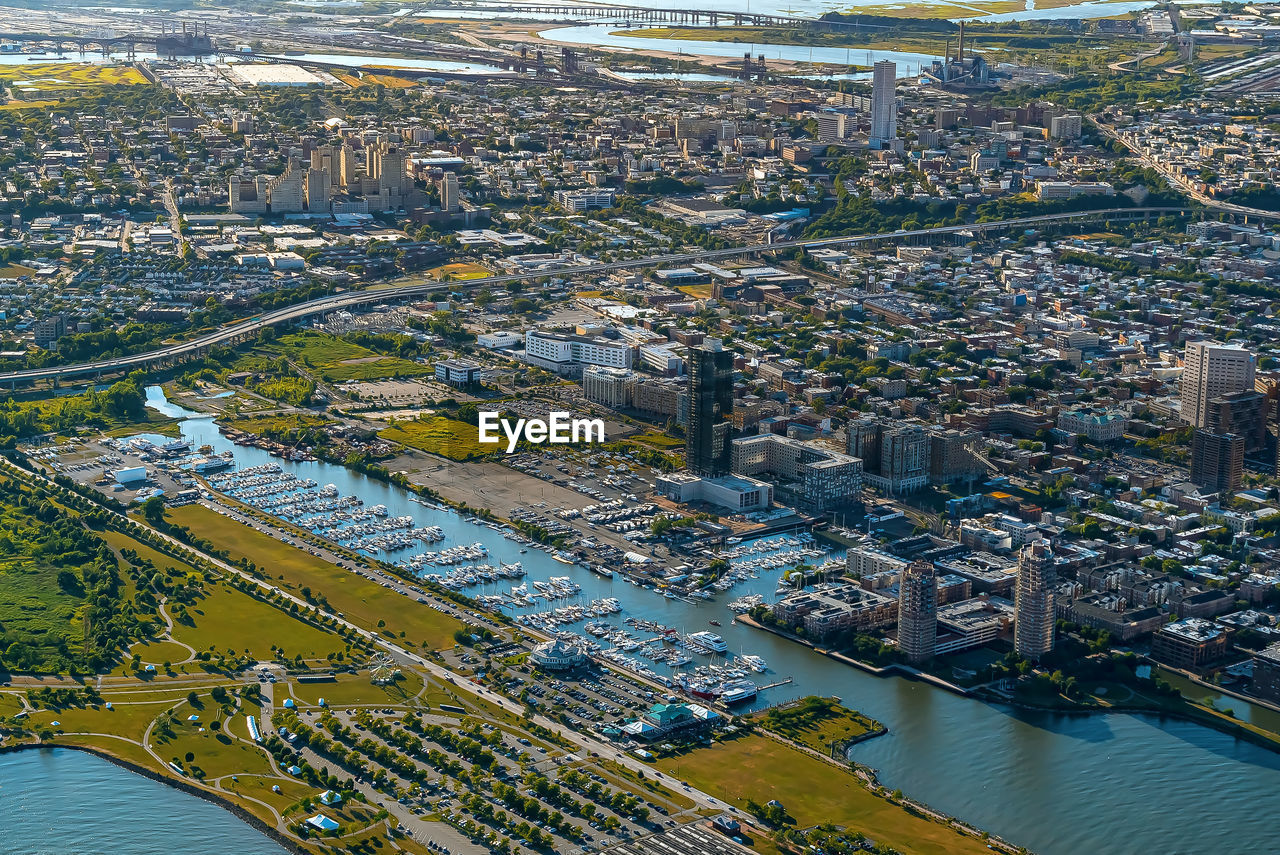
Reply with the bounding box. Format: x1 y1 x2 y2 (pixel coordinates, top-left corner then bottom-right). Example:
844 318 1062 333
958 21 965 62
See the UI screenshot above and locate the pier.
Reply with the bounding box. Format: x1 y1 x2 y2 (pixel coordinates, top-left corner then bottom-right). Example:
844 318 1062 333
758 677 794 692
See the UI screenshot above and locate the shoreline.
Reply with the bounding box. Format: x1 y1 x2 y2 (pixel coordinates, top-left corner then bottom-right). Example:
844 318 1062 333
737 613 974 695
737 615 1280 756
0 741 310 855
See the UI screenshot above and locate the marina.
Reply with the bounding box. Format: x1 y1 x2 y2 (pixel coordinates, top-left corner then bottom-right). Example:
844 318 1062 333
137 387 1280 855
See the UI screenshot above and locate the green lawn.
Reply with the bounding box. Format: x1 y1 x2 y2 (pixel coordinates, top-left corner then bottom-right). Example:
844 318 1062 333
25 684 206 745
630 431 684 449
286 670 426 709
99 527 201 577
380 417 493 461
754 696 880 754
169 579 348 664
656 735 994 855
0 691 25 717
101 525 347 668
221 413 332 437
266 331 431 383
223 774 315 812
129 639 196 668
160 697 276 780
168 504 463 650
0 262 37 278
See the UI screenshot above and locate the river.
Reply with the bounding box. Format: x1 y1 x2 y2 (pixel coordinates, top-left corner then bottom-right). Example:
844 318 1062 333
0 748 289 855
129 386 1280 855
415 0 1156 22
538 24 942 77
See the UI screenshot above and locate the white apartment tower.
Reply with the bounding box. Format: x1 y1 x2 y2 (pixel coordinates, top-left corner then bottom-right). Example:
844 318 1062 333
870 60 898 145
1181 341 1256 428
897 560 938 664
441 172 460 213
1014 539 1056 661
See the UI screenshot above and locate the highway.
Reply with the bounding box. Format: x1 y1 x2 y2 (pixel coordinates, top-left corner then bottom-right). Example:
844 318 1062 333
1093 120 1280 221
1 206 1189 387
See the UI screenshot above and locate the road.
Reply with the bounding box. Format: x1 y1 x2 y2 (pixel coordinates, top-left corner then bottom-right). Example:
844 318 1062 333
5 456 740 822
163 178 188 256
1093 120 1280 220
0 206 1188 387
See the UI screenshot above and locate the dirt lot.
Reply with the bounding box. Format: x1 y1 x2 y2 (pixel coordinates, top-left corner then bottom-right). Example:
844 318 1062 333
388 451 591 513
385 448 655 554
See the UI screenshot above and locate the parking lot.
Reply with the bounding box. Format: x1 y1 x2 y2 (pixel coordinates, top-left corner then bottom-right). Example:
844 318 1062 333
598 821 754 855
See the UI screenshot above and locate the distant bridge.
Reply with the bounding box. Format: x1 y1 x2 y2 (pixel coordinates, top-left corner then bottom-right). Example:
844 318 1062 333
0 29 213 58
433 3 803 26
426 3 900 29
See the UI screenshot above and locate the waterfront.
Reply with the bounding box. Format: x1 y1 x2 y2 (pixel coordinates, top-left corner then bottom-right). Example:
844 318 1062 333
537 24 942 75
141 387 1280 855
0 748 290 855
417 0 1155 22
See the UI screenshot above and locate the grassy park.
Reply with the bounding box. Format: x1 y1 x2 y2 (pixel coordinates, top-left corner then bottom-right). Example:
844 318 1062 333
380 416 495 461
99 524 349 670
166 503 464 650
266 331 431 383
755 695 882 753
168 578 349 663
285 670 427 709
656 734 995 855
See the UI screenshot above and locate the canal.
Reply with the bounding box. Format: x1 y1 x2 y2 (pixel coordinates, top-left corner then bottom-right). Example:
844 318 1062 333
142 387 1280 855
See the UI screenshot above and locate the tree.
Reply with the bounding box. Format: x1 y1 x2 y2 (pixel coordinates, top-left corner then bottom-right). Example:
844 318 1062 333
140 496 167 528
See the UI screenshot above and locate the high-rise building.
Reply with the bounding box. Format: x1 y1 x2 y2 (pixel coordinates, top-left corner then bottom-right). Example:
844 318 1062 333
1181 341 1256 428
366 141 410 210
929 427 983 487
338 143 360 190
582 366 632 409
1014 539 1056 661
730 433 862 512
304 167 330 212
816 111 848 143
846 418 882 468
227 174 266 214
264 162 304 214
1204 390 1267 452
865 424 930 496
441 172 460 213
870 60 898 145
897 560 938 664
33 314 66 350
1190 429 1244 493
687 338 734 477
311 144 339 176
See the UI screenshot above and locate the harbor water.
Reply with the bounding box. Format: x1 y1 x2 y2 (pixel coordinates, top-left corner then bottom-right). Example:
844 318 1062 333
125 387 1280 854
0 748 290 855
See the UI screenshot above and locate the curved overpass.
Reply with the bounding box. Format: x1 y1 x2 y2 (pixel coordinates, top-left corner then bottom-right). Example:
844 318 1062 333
2 206 1188 387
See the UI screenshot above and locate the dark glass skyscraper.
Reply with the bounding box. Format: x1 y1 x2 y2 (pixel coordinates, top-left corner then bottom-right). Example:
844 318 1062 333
687 338 734 477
